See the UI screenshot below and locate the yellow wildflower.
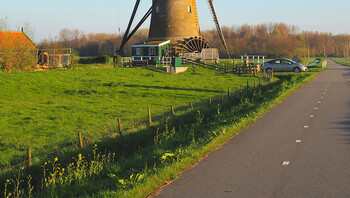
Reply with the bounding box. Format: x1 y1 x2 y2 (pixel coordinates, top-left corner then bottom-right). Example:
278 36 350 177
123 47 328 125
118 179 125 185
54 157 58 162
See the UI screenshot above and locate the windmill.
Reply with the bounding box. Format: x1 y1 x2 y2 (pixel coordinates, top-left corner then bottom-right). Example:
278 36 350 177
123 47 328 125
117 0 230 58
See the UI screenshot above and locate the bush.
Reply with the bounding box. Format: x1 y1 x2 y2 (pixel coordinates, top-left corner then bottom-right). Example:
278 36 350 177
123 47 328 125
78 55 110 64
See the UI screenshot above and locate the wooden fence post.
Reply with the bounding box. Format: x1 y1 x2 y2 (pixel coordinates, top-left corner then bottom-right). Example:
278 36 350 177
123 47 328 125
209 98 212 104
148 107 152 127
221 95 224 102
28 147 32 168
271 70 274 82
171 106 175 116
78 132 83 149
190 102 194 110
117 118 122 135
228 87 231 97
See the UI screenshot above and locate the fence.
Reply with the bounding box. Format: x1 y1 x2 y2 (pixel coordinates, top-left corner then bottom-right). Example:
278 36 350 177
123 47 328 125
179 48 219 62
0 71 275 174
121 57 132 67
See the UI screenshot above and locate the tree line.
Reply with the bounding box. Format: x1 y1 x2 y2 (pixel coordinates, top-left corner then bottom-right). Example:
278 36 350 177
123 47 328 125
39 22 350 58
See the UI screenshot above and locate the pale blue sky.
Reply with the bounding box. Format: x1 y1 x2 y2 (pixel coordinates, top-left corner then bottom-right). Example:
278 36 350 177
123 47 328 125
2 0 350 42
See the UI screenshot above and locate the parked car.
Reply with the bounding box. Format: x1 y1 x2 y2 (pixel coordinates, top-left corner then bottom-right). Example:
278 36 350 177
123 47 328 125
262 58 307 73
313 58 321 63
308 62 317 66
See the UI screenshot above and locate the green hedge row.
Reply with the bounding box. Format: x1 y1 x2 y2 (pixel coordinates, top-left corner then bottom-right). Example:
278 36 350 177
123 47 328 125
78 55 110 64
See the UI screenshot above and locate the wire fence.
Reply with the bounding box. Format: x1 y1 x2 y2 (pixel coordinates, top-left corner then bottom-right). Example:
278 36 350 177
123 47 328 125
0 71 274 174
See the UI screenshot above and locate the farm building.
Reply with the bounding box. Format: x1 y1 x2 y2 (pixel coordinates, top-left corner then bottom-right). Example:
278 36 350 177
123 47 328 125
0 31 38 71
0 31 37 51
0 31 72 70
132 40 170 61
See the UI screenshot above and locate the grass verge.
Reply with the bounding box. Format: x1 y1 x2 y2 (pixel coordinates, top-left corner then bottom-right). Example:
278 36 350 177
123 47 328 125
332 58 350 66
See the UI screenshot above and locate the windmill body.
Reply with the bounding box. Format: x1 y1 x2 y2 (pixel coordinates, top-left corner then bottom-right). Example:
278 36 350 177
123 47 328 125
127 0 226 62
148 0 200 42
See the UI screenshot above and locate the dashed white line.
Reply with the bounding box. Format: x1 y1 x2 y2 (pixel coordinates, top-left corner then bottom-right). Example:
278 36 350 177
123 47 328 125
310 115 314 118
296 140 302 143
282 161 290 166
304 126 309 128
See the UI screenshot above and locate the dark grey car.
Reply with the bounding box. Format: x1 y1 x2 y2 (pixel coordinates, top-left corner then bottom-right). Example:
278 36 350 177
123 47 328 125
262 58 307 73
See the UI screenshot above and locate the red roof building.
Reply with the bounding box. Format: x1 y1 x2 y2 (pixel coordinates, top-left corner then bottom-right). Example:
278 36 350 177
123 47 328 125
0 31 37 50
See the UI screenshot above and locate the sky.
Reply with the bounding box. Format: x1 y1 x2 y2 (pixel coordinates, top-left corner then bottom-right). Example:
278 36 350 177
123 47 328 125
2 0 350 43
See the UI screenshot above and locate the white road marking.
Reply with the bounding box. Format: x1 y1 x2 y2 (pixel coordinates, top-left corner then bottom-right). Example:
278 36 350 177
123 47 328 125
318 101 322 104
296 140 302 143
282 161 290 166
310 115 314 118
314 107 318 110
304 126 309 128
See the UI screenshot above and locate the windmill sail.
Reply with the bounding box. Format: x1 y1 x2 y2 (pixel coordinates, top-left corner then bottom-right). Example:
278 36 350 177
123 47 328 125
207 0 231 58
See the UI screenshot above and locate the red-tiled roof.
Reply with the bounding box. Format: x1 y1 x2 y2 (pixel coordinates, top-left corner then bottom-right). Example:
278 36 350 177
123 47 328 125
0 31 37 50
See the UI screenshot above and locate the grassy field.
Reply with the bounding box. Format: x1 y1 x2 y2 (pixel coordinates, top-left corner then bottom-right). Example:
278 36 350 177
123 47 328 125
0 71 317 198
0 66 258 168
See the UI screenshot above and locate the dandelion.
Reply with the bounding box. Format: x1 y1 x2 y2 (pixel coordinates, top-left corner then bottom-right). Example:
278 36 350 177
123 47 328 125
8 193 12 196
54 157 58 162
6 179 10 183
62 168 65 172
44 162 47 165
21 167 24 170
94 144 97 147
78 153 82 160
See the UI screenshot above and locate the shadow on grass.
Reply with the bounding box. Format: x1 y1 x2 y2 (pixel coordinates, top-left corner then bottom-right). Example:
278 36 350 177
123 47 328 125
124 84 224 94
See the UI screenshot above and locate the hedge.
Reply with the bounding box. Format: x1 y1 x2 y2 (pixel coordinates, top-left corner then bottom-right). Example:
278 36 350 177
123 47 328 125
78 55 110 64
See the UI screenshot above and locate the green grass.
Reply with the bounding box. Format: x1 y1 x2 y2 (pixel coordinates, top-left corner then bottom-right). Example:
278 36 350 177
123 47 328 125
0 70 316 198
332 58 350 66
0 66 257 168
300 57 328 72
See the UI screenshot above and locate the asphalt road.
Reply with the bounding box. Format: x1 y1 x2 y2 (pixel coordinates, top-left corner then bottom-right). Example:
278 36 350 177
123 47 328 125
155 60 350 198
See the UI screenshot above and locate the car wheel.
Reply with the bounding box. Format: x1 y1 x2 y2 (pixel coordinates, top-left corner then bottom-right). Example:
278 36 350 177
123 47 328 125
266 68 272 74
293 67 301 73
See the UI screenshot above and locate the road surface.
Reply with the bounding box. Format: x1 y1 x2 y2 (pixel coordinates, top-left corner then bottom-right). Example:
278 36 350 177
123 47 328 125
155 60 350 198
